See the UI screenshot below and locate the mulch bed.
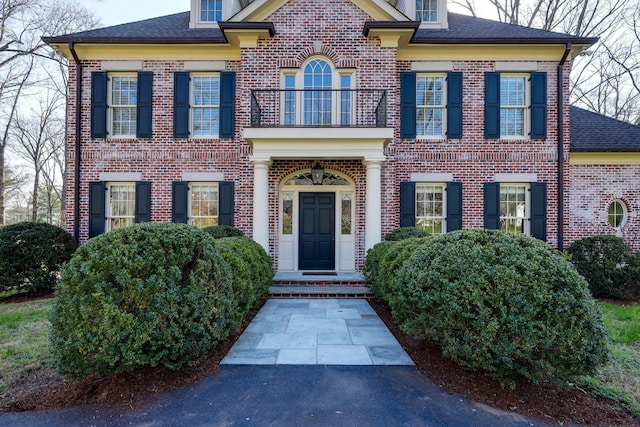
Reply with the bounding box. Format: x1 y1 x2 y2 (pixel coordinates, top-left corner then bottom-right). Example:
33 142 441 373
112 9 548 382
1 296 638 426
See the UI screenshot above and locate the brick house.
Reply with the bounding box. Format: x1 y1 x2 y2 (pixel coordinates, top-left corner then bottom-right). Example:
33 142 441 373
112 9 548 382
44 0 632 275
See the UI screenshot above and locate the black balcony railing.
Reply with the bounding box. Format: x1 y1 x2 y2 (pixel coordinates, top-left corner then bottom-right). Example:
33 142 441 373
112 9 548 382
249 89 388 128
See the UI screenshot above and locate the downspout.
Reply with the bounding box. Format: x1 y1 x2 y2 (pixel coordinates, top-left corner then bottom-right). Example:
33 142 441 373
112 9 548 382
69 42 82 242
557 43 571 251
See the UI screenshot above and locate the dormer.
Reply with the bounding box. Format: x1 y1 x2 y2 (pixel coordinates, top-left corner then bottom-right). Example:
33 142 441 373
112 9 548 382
391 0 449 30
190 0 254 28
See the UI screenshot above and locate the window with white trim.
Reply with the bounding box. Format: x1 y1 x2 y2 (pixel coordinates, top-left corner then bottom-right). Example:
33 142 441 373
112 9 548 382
416 183 446 234
189 183 219 227
416 0 438 22
416 74 445 138
106 183 136 231
109 74 137 137
608 199 628 228
191 74 220 137
500 184 530 235
500 74 529 138
200 0 222 22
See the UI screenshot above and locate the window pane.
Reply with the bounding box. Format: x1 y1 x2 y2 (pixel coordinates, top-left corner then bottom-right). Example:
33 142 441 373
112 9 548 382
303 59 332 125
282 194 293 235
109 184 135 231
416 75 445 137
416 184 445 234
608 200 626 228
111 75 137 137
190 184 219 227
342 194 352 235
416 0 438 22
201 0 222 21
500 185 528 234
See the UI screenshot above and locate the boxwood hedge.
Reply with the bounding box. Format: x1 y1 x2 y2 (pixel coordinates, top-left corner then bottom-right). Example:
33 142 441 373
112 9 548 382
50 223 234 378
394 230 608 385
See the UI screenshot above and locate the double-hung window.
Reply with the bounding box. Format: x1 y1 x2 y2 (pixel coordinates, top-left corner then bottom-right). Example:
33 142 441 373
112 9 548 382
485 71 547 140
200 0 222 22
499 184 529 234
416 183 446 234
416 0 438 22
416 74 446 138
191 74 220 137
189 183 219 227
110 75 137 137
173 71 235 139
106 183 136 231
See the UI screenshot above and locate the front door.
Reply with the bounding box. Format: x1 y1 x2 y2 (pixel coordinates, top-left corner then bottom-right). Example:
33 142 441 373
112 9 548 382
299 192 335 270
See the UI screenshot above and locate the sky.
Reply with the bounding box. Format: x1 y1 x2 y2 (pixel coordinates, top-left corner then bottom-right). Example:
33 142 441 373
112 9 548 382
89 0 491 27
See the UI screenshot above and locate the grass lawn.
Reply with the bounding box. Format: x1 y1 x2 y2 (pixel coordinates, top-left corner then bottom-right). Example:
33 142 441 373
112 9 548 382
0 298 54 404
578 302 640 415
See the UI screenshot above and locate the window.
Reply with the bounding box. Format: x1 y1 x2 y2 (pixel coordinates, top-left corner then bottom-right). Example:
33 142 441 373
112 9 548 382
106 183 136 231
416 74 445 138
191 74 220 137
416 0 438 22
189 183 219 227
109 75 137 137
500 184 529 235
341 194 352 234
284 74 296 126
304 59 332 125
416 184 446 234
174 71 235 139
500 75 528 138
340 74 353 126
200 0 222 22
485 71 547 140
282 193 293 234
608 200 628 228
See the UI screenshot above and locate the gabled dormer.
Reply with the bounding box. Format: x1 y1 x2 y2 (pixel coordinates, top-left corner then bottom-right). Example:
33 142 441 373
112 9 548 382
190 0 255 28
391 0 448 29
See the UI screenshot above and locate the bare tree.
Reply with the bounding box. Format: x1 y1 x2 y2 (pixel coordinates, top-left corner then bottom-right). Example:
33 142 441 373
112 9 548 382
9 89 64 221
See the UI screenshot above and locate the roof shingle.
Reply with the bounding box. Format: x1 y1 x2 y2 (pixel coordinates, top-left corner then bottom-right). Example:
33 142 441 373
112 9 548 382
571 106 640 152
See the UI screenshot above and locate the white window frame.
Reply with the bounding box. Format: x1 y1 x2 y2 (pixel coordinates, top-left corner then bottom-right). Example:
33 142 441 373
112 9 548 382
608 199 628 229
499 73 530 140
188 182 219 227
499 183 531 235
108 73 137 138
416 183 447 235
402 0 448 29
416 73 446 139
105 182 136 232
279 58 355 126
190 73 221 138
190 0 230 27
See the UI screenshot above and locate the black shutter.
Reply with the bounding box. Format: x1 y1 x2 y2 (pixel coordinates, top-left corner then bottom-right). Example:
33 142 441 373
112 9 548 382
400 71 417 139
137 71 153 138
218 181 235 226
484 72 500 139
530 182 547 241
135 181 151 223
530 72 547 139
219 71 236 139
173 72 190 138
446 182 463 232
446 72 463 139
172 181 189 224
483 182 500 230
399 182 416 227
91 72 108 138
89 182 106 238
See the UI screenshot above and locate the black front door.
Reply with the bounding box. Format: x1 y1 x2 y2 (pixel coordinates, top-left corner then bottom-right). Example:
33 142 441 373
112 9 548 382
299 192 335 270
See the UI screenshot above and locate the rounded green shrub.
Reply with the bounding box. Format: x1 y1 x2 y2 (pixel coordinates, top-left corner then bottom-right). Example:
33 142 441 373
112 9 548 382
50 223 234 379
568 235 633 298
0 222 78 296
384 227 430 241
202 225 244 239
395 230 608 385
363 241 395 293
376 236 431 303
213 236 274 327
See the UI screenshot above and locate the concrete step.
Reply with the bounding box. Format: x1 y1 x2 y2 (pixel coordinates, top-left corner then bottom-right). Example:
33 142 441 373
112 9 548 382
268 285 372 299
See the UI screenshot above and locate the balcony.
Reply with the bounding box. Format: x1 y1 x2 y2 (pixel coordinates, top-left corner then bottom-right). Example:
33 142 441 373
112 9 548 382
244 89 393 163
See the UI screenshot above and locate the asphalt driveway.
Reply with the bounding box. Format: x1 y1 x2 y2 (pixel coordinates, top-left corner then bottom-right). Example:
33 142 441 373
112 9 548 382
1 365 552 426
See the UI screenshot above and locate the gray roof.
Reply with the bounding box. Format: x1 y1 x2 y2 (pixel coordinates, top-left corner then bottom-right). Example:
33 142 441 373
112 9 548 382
44 9 597 46
43 12 226 44
414 13 597 45
571 106 640 152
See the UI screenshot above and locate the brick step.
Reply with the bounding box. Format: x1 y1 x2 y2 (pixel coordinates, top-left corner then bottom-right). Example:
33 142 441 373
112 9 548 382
269 286 372 299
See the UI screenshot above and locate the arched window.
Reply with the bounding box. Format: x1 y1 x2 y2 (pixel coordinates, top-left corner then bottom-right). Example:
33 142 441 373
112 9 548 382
608 199 628 228
303 59 333 125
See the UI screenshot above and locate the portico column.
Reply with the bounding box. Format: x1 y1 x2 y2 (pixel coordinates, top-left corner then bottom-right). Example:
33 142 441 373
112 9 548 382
252 159 271 252
364 159 383 251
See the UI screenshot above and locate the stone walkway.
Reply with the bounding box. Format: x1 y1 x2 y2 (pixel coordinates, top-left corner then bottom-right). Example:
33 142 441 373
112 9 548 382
221 298 414 366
